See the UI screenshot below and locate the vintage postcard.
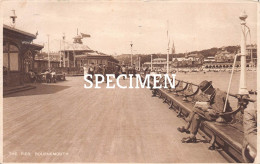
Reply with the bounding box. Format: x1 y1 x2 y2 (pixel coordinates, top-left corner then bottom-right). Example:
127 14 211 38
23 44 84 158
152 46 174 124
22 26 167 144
1 0 259 163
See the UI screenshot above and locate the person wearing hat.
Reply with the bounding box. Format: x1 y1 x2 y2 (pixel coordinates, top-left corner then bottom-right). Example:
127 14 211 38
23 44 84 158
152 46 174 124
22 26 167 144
114 65 120 78
88 63 95 82
121 65 127 80
132 64 136 78
177 80 233 143
102 64 107 82
96 64 103 81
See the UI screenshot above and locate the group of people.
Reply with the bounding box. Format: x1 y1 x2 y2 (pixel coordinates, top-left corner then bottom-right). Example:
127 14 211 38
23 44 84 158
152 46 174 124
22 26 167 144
115 64 136 79
28 68 56 83
84 63 137 82
176 80 257 162
84 63 108 82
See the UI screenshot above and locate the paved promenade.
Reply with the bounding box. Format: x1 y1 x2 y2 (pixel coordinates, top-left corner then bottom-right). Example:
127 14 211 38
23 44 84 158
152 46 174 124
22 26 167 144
4 77 227 163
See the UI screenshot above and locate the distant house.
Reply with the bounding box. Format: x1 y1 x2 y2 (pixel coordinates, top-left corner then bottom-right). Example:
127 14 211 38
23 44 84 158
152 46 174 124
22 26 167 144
246 44 257 66
170 53 203 68
215 50 235 63
172 58 179 67
143 58 171 69
75 51 119 68
204 56 215 63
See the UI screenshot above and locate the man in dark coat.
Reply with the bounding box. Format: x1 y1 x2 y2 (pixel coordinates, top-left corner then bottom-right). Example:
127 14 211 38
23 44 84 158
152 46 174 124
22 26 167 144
88 63 95 82
114 65 120 78
102 65 107 82
177 80 232 143
243 102 257 162
96 64 103 81
121 65 127 80
132 64 136 77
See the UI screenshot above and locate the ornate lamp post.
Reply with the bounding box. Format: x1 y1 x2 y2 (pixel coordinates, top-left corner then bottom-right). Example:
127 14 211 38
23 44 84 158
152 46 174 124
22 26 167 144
47 34 50 68
238 11 249 95
151 54 153 71
167 46 169 74
63 33 66 67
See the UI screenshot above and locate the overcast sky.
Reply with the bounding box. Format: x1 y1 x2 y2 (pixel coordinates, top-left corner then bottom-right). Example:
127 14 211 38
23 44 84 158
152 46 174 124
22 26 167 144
2 1 257 55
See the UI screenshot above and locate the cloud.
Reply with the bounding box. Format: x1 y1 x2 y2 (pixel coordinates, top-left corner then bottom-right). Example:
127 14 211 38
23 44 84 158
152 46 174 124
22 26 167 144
2 1 257 54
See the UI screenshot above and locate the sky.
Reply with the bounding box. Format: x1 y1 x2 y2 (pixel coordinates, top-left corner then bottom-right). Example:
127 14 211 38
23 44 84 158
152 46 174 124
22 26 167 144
2 0 258 55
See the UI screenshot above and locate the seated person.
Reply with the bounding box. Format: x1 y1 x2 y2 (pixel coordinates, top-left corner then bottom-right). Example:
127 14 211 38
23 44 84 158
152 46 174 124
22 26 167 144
44 69 51 83
243 102 257 162
50 69 56 81
28 69 36 83
177 80 233 143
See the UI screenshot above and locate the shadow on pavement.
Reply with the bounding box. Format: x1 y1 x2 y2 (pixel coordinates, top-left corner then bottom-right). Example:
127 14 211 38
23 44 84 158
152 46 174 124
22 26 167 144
196 139 209 143
4 84 71 98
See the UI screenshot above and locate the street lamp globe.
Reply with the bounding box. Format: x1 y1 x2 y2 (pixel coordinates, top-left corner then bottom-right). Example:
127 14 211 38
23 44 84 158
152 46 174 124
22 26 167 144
239 11 247 25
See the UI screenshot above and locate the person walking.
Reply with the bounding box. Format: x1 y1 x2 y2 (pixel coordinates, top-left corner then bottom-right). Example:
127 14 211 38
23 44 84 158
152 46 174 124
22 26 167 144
121 65 127 80
96 64 103 81
83 64 87 76
102 65 107 82
114 65 120 78
88 63 95 82
132 64 136 78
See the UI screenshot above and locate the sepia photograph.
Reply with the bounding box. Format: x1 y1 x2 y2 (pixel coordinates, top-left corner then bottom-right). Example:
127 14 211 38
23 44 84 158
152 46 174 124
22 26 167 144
1 0 259 163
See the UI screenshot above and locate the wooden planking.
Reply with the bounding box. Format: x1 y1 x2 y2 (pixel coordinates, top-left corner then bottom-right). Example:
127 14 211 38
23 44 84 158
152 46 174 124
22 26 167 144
4 77 227 163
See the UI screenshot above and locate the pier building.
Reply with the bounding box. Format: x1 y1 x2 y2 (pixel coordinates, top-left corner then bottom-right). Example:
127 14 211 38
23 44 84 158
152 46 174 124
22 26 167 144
61 32 119 70
3 24 43 87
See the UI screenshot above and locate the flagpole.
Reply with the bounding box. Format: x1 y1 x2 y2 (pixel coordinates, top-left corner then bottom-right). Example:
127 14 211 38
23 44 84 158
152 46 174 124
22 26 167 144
60 40 62 67
166 20 169 74
167 48 169 74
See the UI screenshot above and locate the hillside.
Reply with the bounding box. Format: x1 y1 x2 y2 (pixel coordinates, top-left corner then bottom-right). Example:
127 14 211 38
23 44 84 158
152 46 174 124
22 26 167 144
115 45 240 65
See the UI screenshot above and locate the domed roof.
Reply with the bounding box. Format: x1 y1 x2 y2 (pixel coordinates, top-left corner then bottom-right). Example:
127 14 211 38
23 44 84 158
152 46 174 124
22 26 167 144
64 43 91 51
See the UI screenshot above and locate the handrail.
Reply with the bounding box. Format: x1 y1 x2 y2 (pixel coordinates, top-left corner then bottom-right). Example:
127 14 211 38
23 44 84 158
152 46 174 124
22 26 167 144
229 93 256 102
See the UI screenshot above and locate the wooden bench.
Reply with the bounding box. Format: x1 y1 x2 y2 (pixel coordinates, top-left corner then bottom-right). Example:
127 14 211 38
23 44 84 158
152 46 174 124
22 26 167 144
158 88 245 162
140 74 255 162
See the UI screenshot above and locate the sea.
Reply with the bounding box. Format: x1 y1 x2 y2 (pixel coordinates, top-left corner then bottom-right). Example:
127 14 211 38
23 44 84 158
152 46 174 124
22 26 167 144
175 71 257 109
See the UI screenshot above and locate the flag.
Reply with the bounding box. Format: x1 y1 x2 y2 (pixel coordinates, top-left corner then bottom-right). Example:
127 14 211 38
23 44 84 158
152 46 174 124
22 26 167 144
81 33 91 38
